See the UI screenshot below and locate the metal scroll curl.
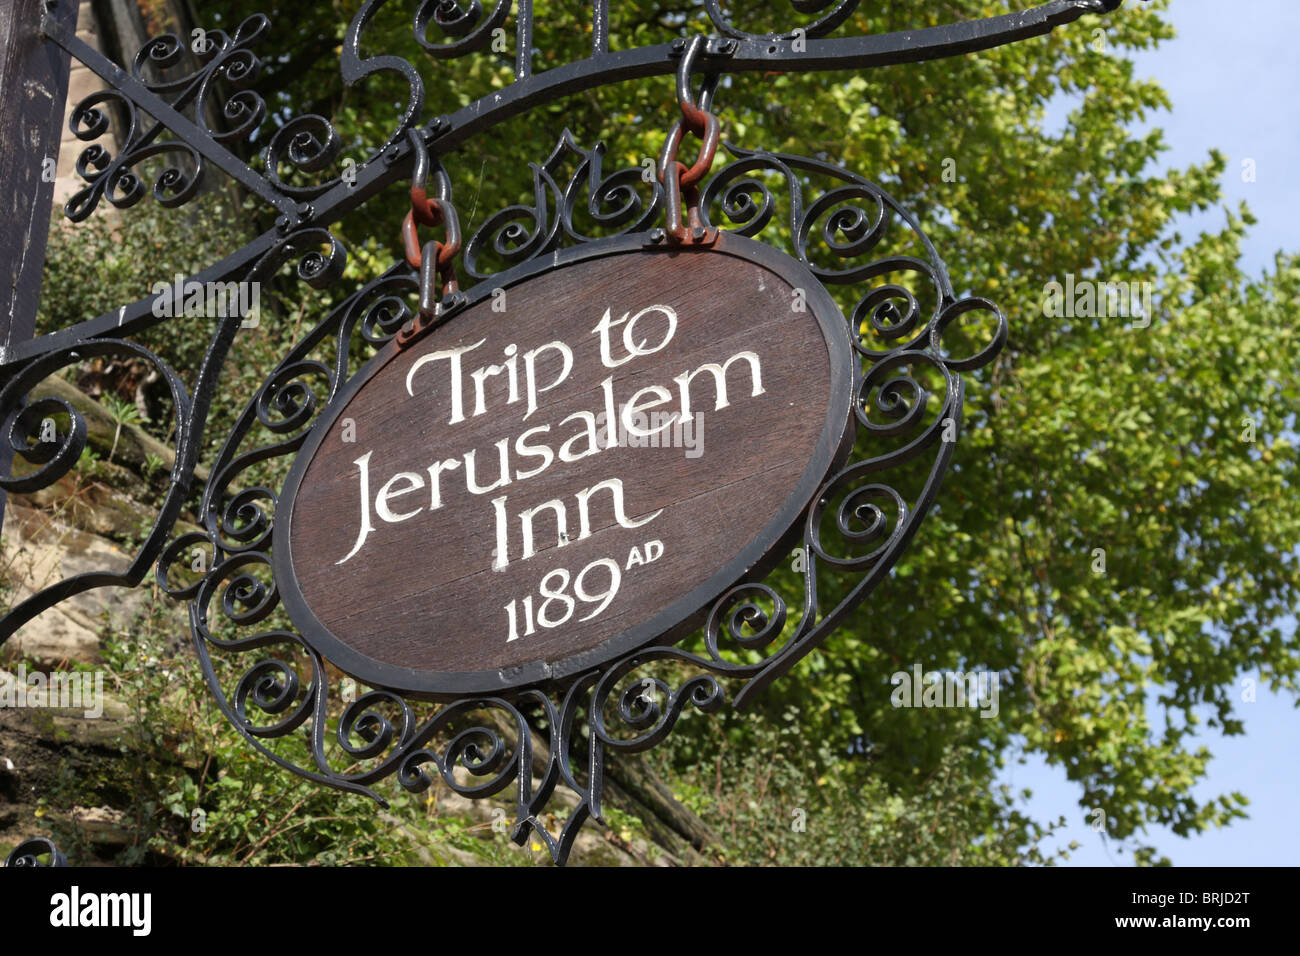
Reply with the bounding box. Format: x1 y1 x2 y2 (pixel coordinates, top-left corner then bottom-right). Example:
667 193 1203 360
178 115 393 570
154 136 1003 864
54 10 406 222
0 224 342 647
63 89 204 222
463 132 664 279
62 15 276 222
4 838 67 868
0 339 192 645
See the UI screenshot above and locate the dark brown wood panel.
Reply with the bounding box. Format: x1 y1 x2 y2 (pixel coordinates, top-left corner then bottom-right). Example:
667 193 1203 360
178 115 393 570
278 236 852 693
0 0 77 525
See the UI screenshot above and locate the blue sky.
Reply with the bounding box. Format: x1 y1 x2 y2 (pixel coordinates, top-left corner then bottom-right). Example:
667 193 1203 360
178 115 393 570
1003 0 1300 866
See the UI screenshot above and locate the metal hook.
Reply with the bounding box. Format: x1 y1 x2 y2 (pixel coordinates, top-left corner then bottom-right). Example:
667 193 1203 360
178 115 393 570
675 36 721 134
397 125 463 349
699 72 719 114
407 127 430 194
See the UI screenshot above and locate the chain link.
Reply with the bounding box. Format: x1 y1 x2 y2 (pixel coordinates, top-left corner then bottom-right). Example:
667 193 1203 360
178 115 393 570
397 127 463 349
658 36 722 246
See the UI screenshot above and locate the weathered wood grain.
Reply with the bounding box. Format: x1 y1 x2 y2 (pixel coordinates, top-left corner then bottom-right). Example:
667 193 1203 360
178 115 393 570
280 239 852 693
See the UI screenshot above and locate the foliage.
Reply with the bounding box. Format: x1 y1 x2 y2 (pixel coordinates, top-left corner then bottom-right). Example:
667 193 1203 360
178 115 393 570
653 706 1074 866
33 594 527 866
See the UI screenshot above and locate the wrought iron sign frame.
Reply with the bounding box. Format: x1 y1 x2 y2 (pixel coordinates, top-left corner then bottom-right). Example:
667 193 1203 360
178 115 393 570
2 0 1123 866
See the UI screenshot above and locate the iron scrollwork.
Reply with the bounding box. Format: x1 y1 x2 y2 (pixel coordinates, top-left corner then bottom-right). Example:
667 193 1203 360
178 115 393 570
4 838 68 867
144 132 1005 864
2 1 1121 864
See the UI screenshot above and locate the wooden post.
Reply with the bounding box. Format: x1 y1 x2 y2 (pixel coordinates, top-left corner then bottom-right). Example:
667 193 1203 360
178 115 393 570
0 0 77 525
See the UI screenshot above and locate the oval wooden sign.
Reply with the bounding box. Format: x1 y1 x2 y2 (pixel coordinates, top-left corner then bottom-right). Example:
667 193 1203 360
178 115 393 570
274 233 854 696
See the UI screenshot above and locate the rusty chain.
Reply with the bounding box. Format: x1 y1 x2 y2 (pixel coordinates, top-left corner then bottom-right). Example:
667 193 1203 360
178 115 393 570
397 126 462 349
658 36 723 247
